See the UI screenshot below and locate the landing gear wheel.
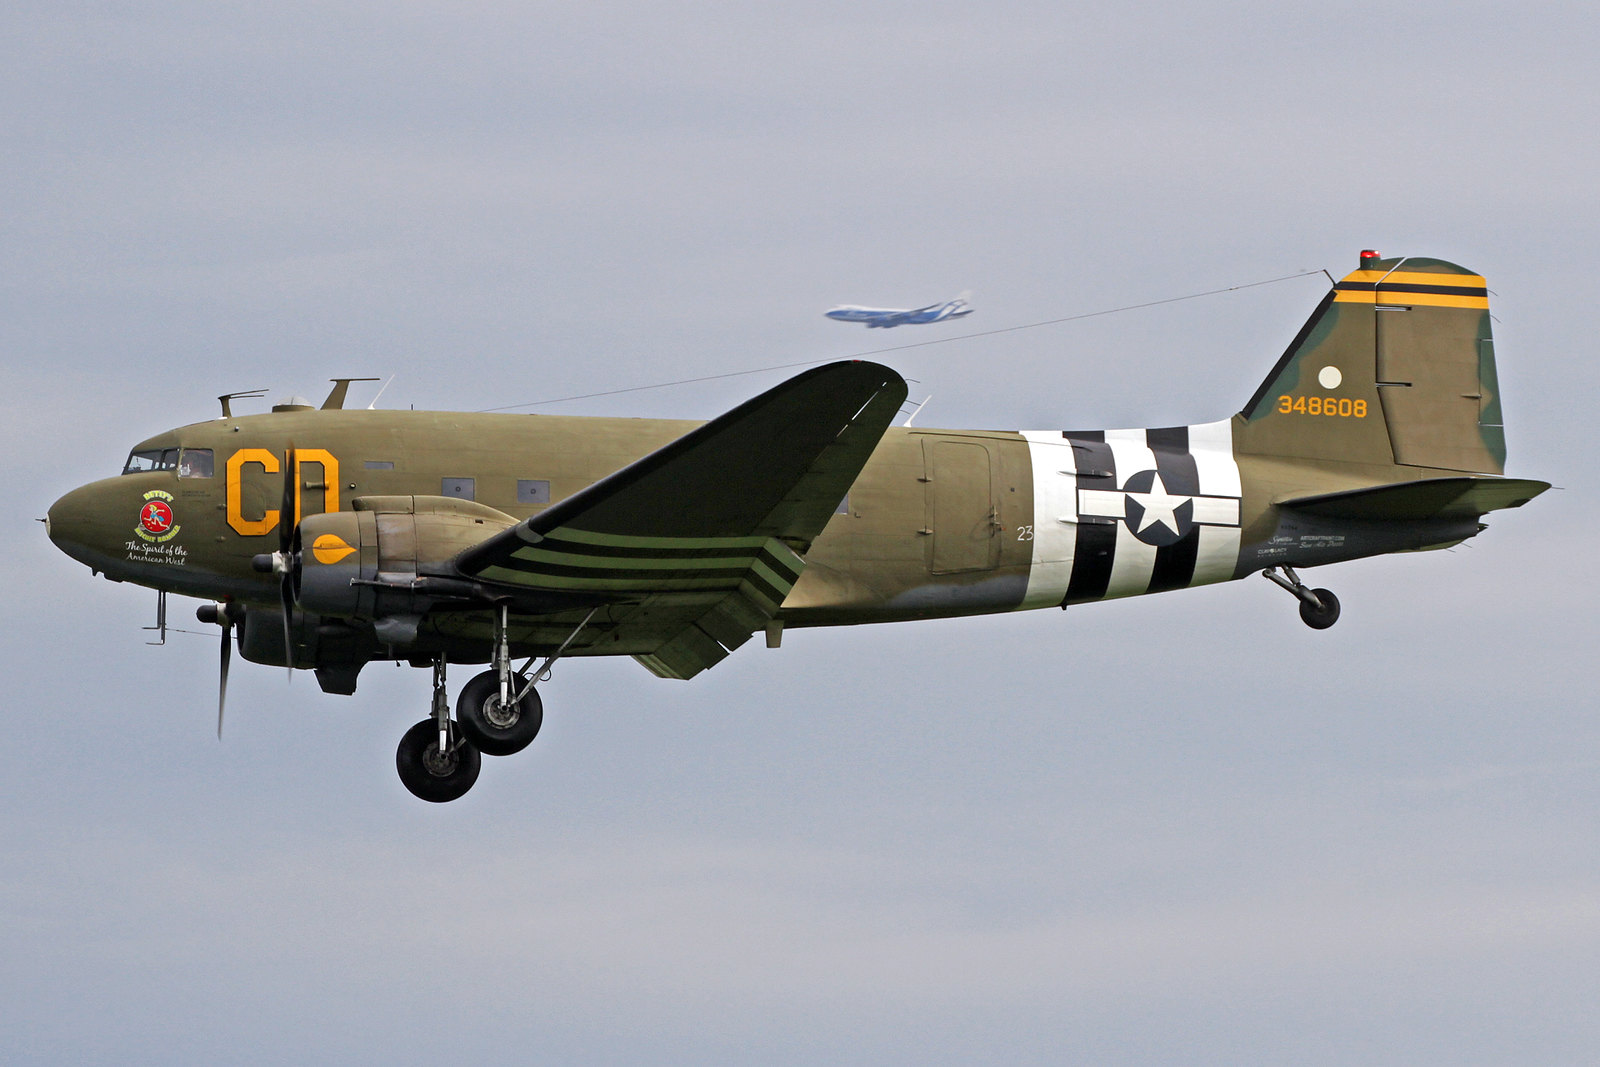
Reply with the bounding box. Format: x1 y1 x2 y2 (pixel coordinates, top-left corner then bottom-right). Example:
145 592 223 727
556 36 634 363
456 670 544 756
396 718 481 802
1298 588 1341 630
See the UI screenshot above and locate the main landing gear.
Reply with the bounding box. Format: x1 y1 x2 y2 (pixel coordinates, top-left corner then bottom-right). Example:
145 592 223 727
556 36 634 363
396 656 540 803
1262 565 1341 630
394 660 543 803
395 657 485 803
393 605 594 803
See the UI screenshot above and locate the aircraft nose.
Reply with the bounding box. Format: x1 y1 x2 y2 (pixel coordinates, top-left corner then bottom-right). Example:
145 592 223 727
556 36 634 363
47 480 117 569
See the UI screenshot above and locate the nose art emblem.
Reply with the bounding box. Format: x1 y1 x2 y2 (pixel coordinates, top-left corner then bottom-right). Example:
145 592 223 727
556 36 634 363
312 533 357 565
135 490 181 543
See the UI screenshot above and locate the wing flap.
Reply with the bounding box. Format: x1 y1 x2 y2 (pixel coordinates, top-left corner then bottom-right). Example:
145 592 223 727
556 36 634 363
635 621 732 680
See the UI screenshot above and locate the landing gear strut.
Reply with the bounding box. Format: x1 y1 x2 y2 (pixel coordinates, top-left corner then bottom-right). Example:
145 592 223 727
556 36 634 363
395 657 481 803
457 602 545 756
1263 565 1341 630
455 603 599 758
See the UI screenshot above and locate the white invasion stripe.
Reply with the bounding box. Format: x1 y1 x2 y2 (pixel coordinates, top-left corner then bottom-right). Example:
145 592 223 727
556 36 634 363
1102 429 1158 598
1087 486 1235 526
1187 418 1243 584
1189 418 1242 498
1190 497 1241 525
1077 487 1125 519
1019 431 1078 609
1105 523 1158 598
1192 525 1242 585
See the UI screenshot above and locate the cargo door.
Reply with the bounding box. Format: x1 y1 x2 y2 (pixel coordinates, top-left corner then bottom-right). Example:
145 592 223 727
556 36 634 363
923 439 998 573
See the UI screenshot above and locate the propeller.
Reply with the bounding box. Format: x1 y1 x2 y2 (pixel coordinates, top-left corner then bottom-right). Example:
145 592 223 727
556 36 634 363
249 444 299 681
196 601 241 738
219 613 232 737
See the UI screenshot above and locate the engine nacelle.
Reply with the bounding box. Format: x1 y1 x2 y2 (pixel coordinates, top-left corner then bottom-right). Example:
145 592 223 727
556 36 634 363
295 495 518 623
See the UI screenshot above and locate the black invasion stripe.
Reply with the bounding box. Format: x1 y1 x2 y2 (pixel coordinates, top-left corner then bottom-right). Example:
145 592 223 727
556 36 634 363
756 547 805 582
527 534 806 584
489 548 741 576
742 571 788 608
1147 431 1201 594
1334 281 1488 297
486 556 793 604
1145 425 1189 452
1064 436 1115 605
500 559 754 583
532 536 770 562
487 553 795 605
507 537 801 579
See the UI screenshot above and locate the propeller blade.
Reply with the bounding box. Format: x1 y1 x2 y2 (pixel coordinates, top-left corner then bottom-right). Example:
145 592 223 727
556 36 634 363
279 444 297 554
279 443 297 681
279 570 295 683
217 620 232 739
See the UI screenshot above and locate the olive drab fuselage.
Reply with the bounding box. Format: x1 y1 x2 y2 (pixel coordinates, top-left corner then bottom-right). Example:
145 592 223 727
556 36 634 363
44 253 1550 801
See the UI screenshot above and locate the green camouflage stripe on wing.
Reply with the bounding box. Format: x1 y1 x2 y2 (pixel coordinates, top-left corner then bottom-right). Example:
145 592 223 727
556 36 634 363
475 528 804 606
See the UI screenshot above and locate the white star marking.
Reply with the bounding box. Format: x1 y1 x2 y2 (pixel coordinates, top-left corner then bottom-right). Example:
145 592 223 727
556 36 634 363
1126 471 1186 537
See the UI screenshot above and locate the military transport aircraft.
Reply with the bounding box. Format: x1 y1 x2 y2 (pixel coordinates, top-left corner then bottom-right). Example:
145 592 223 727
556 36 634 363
46 252 1548 802
824 293 973 327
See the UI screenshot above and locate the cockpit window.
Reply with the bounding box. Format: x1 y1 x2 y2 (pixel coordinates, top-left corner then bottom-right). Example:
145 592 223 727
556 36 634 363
122 448 178 475
178 448 214 478
120 447 213 476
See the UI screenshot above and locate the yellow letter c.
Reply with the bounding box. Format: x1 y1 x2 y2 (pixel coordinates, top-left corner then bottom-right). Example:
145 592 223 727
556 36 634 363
226 448 280 536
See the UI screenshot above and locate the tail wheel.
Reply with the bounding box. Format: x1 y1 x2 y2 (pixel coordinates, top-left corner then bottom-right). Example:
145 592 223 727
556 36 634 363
396 719 481 802
1298 588 1341 630
456 670 544 756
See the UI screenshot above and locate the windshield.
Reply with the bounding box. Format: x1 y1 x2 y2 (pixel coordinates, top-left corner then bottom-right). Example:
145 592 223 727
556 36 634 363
123 448 177 475
121 447 213 476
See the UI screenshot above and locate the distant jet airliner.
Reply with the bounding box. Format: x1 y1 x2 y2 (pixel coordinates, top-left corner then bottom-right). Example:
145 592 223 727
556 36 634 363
824 294 973 328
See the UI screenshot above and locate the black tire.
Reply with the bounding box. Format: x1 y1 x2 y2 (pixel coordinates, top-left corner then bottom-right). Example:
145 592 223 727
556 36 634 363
396 718 481 802
455 670 544 756
1299 588 1341 630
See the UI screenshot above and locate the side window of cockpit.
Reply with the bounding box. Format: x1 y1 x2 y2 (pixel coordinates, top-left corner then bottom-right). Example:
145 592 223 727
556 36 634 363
122 449 179 474
178 448 214 478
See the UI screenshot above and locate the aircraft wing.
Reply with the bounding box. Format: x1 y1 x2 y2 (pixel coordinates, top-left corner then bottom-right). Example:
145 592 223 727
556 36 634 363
452 361 908 678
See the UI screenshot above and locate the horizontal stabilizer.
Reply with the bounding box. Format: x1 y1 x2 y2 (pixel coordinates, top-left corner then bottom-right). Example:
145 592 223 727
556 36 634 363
1278 476 1550 521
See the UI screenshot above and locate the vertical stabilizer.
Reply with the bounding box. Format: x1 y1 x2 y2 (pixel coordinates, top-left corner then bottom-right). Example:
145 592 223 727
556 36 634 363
1237 252 1505 475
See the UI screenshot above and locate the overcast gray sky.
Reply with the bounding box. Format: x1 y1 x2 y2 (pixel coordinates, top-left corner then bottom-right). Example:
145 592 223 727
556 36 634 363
4 3 1596 1064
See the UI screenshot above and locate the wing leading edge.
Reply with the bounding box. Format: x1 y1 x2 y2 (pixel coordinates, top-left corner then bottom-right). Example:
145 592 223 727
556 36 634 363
453 361 908 678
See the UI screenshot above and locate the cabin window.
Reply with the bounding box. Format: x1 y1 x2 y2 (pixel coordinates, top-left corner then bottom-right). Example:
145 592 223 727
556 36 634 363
123 448 178 474
364 460 394 470
178 449 213 478
517 479 551 505
441 477 475 500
